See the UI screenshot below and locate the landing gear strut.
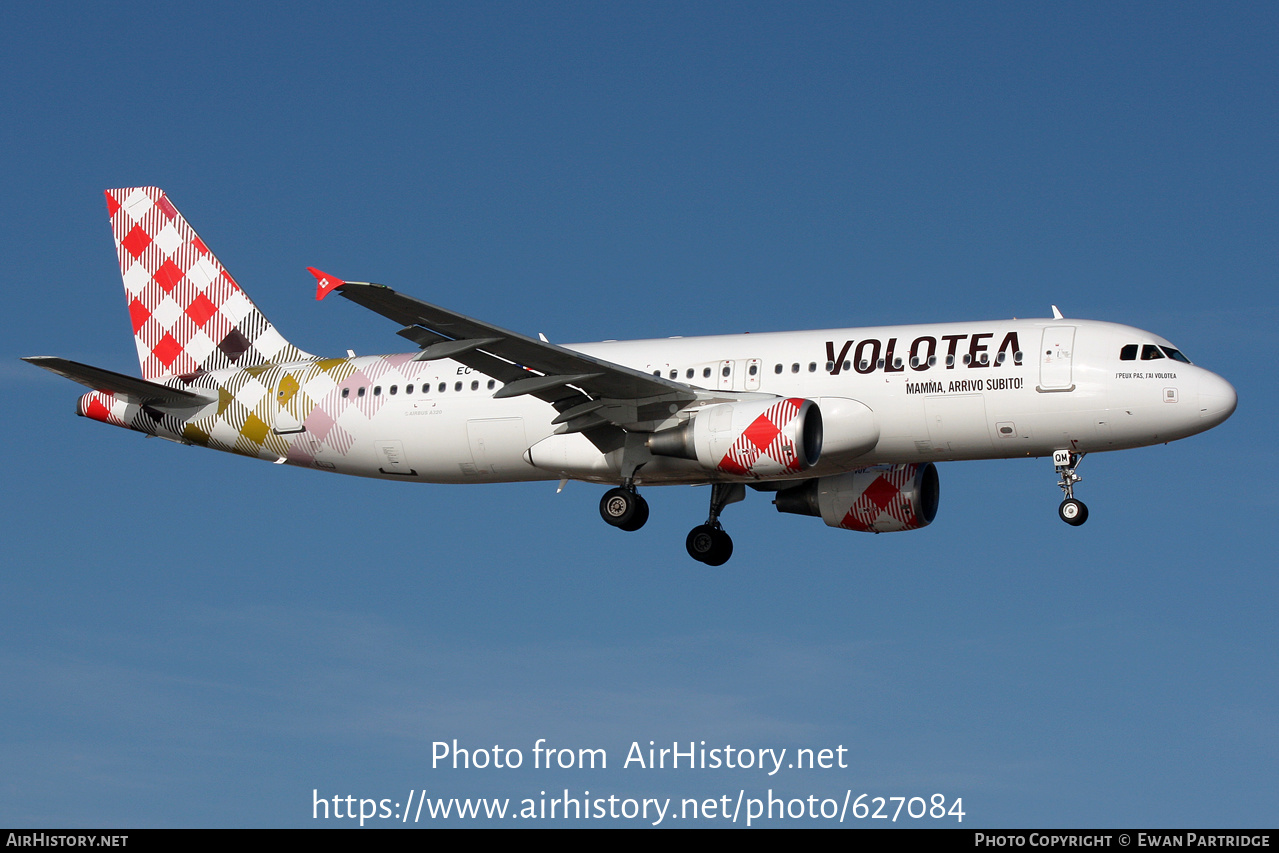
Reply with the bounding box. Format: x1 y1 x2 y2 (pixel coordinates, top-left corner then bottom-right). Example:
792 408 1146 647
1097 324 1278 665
600 483 649 531
1053 450 1088 526
686 483 744 565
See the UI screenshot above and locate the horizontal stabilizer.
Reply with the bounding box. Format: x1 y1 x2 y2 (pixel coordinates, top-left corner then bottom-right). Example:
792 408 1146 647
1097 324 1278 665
23 357 216 408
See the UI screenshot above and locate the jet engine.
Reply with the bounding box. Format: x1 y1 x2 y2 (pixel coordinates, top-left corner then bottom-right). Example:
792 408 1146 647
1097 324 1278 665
648 397 822 477
773 463 939 532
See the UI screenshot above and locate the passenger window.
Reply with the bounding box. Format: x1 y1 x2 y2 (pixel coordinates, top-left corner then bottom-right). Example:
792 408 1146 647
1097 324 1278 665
389 385 397 395
1141 344 1165 360
876 358 885 369
721 366 730 377
406 384 414 394
749 364 758 376
928 356 937 367
1013 351 1023 364
488 379 496 390
774 364 782 374
808 362 816 372
946 355 955 367
893 357 903 368
791 363 799 373
438 382 446 393
471 380 479 390
669 370 677 379
455 381 463 391
1120 345 1138 360
703 367 712 378
686 368 694 379
357 387 366 397
341 388 350 398
843 360 851 371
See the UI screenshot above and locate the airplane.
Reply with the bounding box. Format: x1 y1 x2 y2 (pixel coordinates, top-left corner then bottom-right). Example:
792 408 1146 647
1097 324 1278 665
26 187 1237 565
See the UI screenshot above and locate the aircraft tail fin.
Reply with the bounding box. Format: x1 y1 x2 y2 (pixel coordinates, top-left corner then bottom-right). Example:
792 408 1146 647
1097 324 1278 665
105 187 311 380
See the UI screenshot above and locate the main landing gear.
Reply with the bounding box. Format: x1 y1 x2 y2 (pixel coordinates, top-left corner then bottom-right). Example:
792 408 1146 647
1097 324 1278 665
597 481 744 565
1053 450 1088 526
686 483 744 566
599 483 649 532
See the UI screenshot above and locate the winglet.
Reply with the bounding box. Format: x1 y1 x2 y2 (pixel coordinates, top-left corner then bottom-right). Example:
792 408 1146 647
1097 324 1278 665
309 267 345 301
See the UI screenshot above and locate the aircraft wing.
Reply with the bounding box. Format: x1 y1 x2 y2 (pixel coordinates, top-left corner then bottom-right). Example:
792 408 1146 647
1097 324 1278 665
313 271 708 434
23 356 216 408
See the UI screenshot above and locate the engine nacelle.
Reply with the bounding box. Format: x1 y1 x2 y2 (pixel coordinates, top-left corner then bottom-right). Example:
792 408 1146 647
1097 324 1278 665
773 463 939 532
648 398 822 477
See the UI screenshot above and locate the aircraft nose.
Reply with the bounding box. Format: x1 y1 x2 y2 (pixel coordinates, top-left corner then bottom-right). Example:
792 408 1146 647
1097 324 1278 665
1198 370 1237 427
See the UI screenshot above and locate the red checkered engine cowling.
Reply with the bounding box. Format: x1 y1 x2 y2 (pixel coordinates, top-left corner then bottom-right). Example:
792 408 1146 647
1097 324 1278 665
773 463 940 533
650 397 824 477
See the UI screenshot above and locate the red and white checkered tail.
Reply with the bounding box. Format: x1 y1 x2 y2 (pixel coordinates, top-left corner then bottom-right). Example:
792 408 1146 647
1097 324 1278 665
105 187 311 380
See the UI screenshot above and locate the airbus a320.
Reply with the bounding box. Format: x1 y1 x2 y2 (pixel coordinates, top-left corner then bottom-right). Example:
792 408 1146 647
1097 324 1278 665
26 188 1237 564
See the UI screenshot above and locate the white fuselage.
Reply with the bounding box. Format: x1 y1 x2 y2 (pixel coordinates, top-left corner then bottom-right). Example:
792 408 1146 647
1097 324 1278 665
137 316 1229 488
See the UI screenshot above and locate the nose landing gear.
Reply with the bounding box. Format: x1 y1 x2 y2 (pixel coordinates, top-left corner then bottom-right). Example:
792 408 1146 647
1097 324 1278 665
1053 450 1088 526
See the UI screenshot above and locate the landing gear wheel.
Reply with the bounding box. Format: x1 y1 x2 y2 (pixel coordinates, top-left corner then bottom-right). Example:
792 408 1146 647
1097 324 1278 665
600 488 648 531
618 496 649 532
686 524 733 566
1058 498 1089 526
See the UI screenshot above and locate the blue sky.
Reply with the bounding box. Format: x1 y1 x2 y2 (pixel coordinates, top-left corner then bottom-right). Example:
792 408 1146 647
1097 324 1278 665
2 2 1275 827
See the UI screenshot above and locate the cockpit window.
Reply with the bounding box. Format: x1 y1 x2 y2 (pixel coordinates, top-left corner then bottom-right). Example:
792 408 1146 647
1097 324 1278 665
1160 346 1192 364
1141 344 1165 360
1120 344 1138 361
